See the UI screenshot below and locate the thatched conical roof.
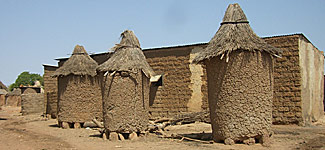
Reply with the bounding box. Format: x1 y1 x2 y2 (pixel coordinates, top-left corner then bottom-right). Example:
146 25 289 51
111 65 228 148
52 45 98 77
97 30 155 77
193 3 281 63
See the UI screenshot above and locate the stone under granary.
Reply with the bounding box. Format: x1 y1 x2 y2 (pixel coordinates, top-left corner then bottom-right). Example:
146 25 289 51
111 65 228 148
97 30 156 140
52 45 102 129
193 3 282 145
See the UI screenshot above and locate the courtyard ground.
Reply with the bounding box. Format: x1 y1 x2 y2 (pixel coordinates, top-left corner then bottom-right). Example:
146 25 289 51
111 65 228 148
0 106 324 150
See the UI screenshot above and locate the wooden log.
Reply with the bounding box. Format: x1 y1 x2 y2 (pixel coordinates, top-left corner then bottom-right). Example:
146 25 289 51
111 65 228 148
163 134 213 144
155 129 166 136
155 122 169 130
148 124 157 131
92 118 104 128
170 111 210 124
154 118 171 124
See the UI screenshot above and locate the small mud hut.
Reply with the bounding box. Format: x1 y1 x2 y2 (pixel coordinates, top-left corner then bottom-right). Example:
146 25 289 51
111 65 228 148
5 88 21 107
97 30 155 140
193 3 281 145
52 45 102 129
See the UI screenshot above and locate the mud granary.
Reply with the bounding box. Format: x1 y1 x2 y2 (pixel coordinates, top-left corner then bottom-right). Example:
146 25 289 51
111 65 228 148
193 3 281 145
97 30 157 139
52 45 102 129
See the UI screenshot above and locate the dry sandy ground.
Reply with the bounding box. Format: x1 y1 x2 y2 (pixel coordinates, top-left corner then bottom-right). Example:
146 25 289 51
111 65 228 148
0 106 325 150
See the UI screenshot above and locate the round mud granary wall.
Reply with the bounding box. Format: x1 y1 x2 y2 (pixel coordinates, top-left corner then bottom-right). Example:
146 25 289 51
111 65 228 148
58 75 102 124
97 30 155 140
100 71 149 133
206 51 273 143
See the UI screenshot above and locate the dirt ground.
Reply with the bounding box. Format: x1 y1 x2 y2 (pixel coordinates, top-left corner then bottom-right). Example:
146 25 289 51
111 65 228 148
0 106 325 150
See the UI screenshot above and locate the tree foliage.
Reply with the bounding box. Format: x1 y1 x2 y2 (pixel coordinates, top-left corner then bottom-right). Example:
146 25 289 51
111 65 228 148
9 71 43 91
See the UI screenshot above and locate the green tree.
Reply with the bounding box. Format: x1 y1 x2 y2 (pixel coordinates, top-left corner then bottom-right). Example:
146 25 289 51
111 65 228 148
8 71 43 91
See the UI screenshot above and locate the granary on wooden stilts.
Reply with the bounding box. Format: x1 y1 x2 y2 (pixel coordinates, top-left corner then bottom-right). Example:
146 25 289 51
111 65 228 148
52 45 102 129
97 30 156 140
193 3 282 146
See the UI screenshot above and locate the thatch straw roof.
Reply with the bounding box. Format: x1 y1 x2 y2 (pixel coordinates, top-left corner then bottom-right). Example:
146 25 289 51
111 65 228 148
97 30 155 77
0 89 7 95
52 45 98 77
193 3 282 63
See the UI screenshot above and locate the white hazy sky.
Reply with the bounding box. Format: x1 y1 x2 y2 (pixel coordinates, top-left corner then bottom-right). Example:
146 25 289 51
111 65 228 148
0 0 324 86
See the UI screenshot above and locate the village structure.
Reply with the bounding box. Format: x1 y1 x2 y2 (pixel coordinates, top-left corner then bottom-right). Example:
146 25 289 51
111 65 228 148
52 45 103 129
97 30 157 140
193 3 281 145
0 3 324 149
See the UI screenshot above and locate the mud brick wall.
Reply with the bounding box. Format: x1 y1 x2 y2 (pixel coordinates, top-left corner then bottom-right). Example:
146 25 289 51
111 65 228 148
263 35 303 124
43 65 58 118
21 93 45 115
46 91 57 118
201 64 208 111
144 44 206 118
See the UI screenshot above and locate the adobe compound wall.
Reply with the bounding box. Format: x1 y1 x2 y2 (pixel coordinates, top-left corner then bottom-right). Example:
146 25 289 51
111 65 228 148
21 93 45 115
43 65 58 118
264 35 303 124
264 34 324 125
144 44 208 118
